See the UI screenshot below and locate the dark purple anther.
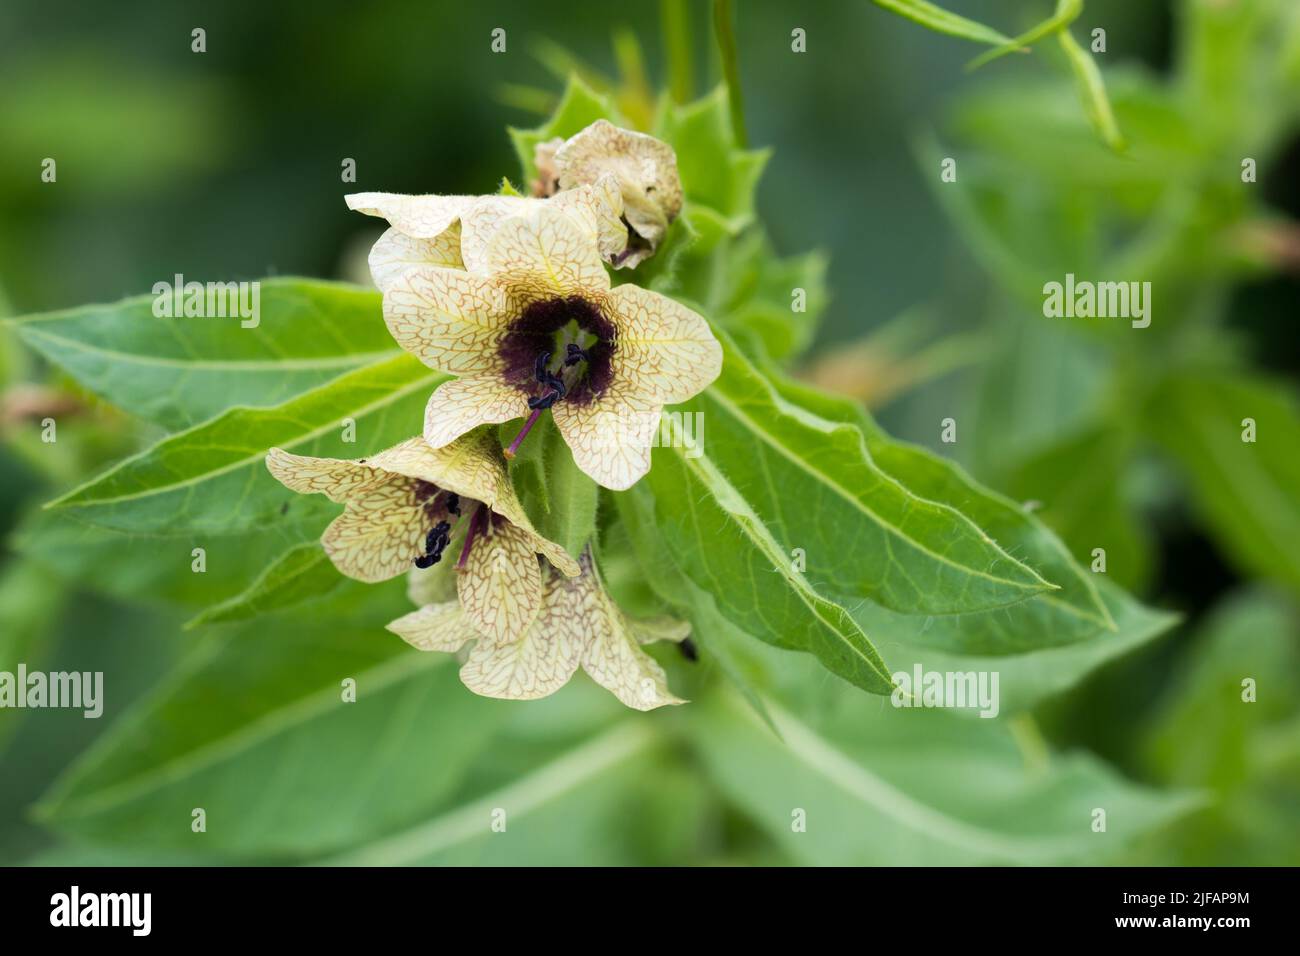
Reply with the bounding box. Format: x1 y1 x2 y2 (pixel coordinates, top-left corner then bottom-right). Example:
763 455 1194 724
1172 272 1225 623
534 350 552 384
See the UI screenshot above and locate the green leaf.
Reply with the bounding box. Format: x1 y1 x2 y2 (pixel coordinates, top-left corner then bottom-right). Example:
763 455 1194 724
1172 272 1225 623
646 441 895 695
35 629 507 858
1133 589 1300 865
967 0 1081 71
655 86 769 228
8 280 396 429
870 0 1015 48
1057 19 1127 153
673 332 1055 617
1002 422 1154 593
692 686 1199 865
761 370 1129 655
46 353 445 535
182 542 341 629
0 558 70 752
323 721 662 865
507 415 598 560
13 508 320 608
1144 589 1300 791
674 228 827 361
612 483 779 735
1147 370 1300 598
873 578 1179 715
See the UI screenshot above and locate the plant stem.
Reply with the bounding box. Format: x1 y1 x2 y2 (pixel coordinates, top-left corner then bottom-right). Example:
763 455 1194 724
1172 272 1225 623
661 0 694 104
712 0 747 147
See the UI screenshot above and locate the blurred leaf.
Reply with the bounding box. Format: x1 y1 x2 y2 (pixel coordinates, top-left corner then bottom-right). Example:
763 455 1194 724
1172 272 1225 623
0 53 232 199
692 687 1198 864
12 508 318 609
0 558 70 752
183 542 340 629
870 0 1014 47
9 280 396 430
967 0 1080 71
1138 588 1300 864
36 628 508 859
1147 370 1300 598
655 86 769 229
1056 18 1126 153
1002 422 1155 592
325 721 671 865
708 231 828 361
1145 588 1299 787
874 578 1179 715
46 354 444 535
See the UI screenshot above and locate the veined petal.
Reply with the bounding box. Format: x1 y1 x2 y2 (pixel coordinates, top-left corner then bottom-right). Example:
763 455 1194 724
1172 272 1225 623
458 519 545 643
368 224 464 293
604 284 723 404
555 121 681 262
485 203 611 302
321 479 430 582
551 178 629 267
387 601 480 653
382 265 512 374
574 555 687 711
363 432 497 505
459 564 583 700
459 194 540 274
424 376 530 449
581 624 686 711
345 192 478 239
552 389 661 491
481 479 581 578
266 447 388 503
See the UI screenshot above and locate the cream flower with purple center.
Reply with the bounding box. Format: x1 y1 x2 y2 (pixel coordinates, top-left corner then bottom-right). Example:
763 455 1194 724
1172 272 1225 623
265 431 579 643
380 202 722 490
538 119 684 268
389 549 689 710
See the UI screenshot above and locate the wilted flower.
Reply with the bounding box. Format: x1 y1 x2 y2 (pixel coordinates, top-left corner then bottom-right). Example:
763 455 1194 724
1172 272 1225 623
265 431 579 643
383 202 721 489
346 179 628 288
389 549 689 710
543 119 684 268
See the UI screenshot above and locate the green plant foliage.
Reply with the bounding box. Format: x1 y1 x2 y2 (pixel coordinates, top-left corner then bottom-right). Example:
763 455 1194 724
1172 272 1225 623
2 0 1293 868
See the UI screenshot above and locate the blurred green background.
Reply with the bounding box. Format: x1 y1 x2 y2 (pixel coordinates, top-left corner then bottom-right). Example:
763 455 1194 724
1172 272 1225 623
1 0 1297 865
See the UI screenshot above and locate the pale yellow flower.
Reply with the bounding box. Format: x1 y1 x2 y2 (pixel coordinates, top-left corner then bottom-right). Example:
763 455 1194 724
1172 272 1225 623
546 119 684 268
345 180 628 292
389 549 689 710
265 431 578 643
381 202 722 489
